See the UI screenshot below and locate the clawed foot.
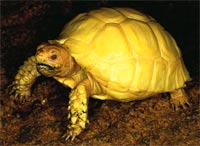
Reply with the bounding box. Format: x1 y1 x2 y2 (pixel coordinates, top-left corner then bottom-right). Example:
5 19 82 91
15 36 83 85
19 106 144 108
62 125 83 141
170 96 190 111
8 82 31 104
170 89 190 111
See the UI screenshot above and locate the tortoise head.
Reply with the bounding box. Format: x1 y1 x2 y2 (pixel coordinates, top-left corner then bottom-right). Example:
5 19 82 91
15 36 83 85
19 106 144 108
35 44 75 77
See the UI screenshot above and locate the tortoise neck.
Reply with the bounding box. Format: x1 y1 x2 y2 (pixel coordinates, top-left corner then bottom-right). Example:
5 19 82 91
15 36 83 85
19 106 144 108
58 56 80 78
70 60 82 76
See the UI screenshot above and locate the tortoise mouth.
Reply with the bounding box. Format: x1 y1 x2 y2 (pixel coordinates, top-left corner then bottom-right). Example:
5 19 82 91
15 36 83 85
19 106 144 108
36 63 62 77
37 63 54 71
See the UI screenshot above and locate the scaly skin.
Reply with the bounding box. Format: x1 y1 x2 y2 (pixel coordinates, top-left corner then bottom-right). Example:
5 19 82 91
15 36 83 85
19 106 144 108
54 71 92 141
63 81 89 141
9 56 41 103
170 88 190 110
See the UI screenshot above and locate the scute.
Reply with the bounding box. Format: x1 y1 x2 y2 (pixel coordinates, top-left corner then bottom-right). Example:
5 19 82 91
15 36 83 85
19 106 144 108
114 7 155 22
130 59 154 91
150 59 167 91
108 60 136 92
92 23 131 62
120 19 160 60
59 14 105 44
148 21 181 61
52 7 191 93
88 8 126 23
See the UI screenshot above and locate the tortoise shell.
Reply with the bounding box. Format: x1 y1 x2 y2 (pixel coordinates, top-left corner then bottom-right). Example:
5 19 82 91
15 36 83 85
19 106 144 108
49 7 190 100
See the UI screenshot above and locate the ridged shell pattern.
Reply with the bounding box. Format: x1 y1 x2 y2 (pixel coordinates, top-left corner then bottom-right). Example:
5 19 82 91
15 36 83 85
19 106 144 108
50 8 190 99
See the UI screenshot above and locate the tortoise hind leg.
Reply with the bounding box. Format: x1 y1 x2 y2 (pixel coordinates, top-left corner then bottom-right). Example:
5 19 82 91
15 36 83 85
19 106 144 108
170 88 190 110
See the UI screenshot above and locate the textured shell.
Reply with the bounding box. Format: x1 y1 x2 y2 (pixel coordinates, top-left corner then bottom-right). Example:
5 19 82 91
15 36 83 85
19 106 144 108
50 7 190 94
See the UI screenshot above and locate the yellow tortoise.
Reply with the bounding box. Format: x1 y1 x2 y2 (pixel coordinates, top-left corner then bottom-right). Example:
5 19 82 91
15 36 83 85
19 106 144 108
10 8 191 140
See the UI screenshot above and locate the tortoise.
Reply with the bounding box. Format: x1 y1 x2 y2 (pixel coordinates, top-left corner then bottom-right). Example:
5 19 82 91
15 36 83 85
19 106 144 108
9 7 191 141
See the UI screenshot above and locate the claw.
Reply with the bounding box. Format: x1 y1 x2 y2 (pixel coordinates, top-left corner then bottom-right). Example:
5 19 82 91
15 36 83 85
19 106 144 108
71 135 76 141
171 100 190 111
7 82 15 89
65 135 71 141
67 113 71 119
62 132 71 141
8 83 16 95
171 104 176 111
19 98 23 104
8 89 15 95
186 101 190 107
19 96 26 104
62 131 78 141
170 89 190 111
182 102 190 110
15 93 19 99
61 133 67 139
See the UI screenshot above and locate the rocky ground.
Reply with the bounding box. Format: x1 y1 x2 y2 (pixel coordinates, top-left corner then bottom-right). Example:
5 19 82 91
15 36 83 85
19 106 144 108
0 1 199 146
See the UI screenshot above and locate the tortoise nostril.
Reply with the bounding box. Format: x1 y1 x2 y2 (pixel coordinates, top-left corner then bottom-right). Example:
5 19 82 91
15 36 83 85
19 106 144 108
51 54 57 60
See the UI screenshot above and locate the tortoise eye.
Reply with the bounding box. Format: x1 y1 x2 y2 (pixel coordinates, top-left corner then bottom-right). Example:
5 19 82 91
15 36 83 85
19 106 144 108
51 54 57 60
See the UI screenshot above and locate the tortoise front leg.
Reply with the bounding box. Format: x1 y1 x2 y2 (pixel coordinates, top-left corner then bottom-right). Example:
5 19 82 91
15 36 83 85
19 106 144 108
9 56 41 103
63 79 91 141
